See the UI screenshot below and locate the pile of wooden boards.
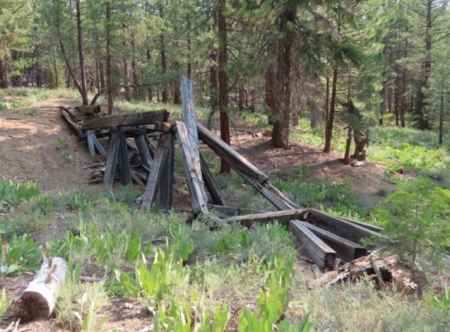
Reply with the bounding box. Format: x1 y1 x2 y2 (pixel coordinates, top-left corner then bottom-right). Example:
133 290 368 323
60 77 386 271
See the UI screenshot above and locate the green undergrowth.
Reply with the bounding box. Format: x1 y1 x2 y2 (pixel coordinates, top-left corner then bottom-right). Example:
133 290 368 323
273 166 367 218
0 183 449 331
0 87 79 110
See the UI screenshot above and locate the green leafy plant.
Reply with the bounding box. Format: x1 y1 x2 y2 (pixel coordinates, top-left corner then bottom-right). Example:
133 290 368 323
67 191 93 211
57 137 69 149
238 253 310 332
115 246 188 311
0 288 13 316
25 108 40 116
0 180 40 212
37 195 54 213
62 151 73 162
0 234 42 277
74 293 109 332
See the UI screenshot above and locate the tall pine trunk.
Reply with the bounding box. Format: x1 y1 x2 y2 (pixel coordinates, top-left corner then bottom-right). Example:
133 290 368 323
76 0 88 105
106 0 114 115
265 39 277 124
272 6 296 148
0 43 8 89
323 68 338 153
218 0 230 173
439 79 445 145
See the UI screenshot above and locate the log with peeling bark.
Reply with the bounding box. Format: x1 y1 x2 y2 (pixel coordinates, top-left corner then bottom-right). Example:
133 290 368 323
10 257 68 323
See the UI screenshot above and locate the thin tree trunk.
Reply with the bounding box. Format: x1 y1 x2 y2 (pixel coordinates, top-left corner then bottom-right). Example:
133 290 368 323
76 0 88 105
439 79 444 145
173 63 181 104
106 0 114 115
266 39 277 125
218 0 230 173
238 86 244 112
146 49 152 101
52 44 59 88
250 89 256 113
0 55 7 89
323 67 338 153
209 51 218 117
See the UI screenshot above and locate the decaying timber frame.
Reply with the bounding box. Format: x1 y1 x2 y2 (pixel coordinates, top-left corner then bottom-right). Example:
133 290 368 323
60 76 386 271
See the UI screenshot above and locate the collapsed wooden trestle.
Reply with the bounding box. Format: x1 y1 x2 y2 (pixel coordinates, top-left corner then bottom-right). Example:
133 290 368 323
60 77 385 270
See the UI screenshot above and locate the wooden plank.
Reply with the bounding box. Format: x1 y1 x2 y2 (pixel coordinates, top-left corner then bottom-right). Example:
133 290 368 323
118 132 132 186
87 131 96 156
290 220 336 270
103 132 120 191
238 171 299 210
299 221 367 261
135 134 153 170
159 132 175 210
142 134 171 209
307 209 384 245
131 170 146 190
208 205 270 217
175 121 208 214
197 122 268 183
181 77 201 163
91 134 106 155
81 110 169 130
333 214 383 233
200 154 226 206
223 208 308 227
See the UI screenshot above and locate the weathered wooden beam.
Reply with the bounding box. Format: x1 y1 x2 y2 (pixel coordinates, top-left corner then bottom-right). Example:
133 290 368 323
299 221 367 261
238 171 300 210
118 132 132 186
200 154 226 206
197 122 268 183
306 209 384 245
208 205 270 217
103 132 120 191
142 134 171 209
60 107 84 137
290 220 336 270
175 121 209 214
159 132 175 210
332 213 383 233
86 131 106 156
223 208 308 227
81 110 169 130
135 134 153 170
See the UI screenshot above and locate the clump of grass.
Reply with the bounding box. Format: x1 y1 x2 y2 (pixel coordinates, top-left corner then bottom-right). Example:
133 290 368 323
57 277 109 329
67 191 95 211
25 108 40 116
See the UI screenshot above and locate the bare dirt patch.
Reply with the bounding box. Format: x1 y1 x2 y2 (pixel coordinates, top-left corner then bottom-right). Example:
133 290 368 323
0 97 97 192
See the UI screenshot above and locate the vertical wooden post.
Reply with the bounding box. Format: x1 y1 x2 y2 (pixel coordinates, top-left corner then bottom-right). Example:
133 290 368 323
142 134 171 209
160 132 175 210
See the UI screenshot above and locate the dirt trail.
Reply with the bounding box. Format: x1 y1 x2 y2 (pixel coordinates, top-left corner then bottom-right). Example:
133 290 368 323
0 97 98 192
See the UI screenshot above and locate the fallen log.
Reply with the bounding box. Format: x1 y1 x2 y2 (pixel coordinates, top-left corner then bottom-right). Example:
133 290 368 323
81 110 169 130
223 208 308 226
11 257 68 323
290 220 336 269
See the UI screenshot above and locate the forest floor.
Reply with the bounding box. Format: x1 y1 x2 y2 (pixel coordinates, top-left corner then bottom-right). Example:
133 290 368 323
0 97 397 332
